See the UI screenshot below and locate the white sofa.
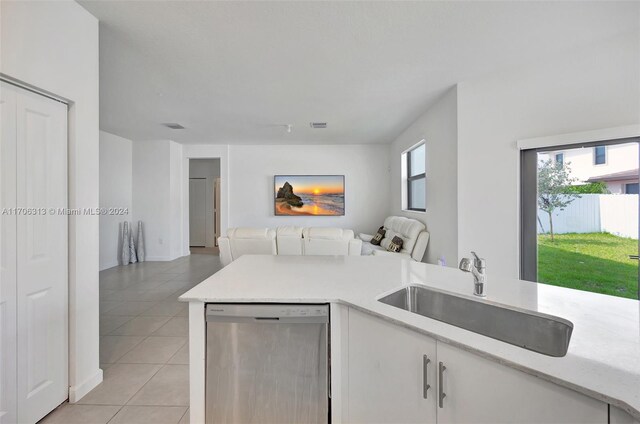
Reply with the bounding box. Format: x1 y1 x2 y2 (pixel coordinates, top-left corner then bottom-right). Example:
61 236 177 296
219 226 362 267
359 216 429 261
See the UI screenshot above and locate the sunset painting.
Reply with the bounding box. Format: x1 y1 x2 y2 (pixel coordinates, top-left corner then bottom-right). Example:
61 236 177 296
274 175 345 216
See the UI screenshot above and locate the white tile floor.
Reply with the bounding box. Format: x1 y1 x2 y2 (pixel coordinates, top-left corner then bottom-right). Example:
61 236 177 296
40 253 221 424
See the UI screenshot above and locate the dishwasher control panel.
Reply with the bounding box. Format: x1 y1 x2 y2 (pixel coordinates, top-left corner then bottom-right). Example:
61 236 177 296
206 303 329 322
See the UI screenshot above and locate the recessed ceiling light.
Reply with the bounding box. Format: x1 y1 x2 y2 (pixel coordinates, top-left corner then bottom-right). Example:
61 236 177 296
163 123 185 130
310 122 327 129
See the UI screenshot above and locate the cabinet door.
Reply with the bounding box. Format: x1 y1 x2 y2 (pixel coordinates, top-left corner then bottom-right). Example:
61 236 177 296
0 81 18 424
436 342 607 424
610 406 640 424
348 308 437 423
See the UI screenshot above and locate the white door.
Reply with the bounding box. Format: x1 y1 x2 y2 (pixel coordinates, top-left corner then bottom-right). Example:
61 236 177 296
189 178 207 246
0 82 18 424
190 178 207 247
14 86 68 424
348 308 437 423
214 178 220 247
436 342 607 423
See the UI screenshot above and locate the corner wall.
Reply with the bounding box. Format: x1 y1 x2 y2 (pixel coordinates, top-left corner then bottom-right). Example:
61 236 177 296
1 0 101 401
389 86 459 265
99 131 133 270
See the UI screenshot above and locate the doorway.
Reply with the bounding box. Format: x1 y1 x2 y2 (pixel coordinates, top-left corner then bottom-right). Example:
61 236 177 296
188 159 221 254
521 137 640 299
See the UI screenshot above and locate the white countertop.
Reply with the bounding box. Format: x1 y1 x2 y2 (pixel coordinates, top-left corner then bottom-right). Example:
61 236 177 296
180 255 640 419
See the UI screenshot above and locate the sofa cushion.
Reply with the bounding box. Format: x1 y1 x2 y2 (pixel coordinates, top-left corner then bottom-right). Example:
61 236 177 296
370 226 386 246
361 241 385 256
387 235 404 252
380 216 426 254
228 227 274 240
303 227 353 241
276 226 303 255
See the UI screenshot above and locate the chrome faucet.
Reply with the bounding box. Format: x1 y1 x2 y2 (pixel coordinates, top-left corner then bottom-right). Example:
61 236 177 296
459 252 487 297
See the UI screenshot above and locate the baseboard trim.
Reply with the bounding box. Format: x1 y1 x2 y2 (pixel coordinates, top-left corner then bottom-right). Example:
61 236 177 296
69 368 103 403
99 260 119 271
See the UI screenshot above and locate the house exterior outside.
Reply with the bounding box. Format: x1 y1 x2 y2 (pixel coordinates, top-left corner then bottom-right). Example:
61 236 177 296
540 142 639 194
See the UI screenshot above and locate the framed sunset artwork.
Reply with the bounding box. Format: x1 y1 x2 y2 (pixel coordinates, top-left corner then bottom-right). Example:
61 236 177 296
274 175 345 216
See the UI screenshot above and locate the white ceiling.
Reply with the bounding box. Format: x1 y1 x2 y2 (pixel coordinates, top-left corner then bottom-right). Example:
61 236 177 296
79 1 639 145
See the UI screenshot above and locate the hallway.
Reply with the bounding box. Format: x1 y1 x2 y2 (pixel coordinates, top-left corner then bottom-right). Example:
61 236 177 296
40 254 221 424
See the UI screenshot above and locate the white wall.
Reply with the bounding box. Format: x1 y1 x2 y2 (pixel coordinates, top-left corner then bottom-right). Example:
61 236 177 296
189 159 221 247
457 32 640 278
389 87 459 265
0 0 101 401
99 131 133 270
132 140 183 261
226 144 390 235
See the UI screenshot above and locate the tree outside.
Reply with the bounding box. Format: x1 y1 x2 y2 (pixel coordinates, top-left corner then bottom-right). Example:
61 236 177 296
537 159 579 241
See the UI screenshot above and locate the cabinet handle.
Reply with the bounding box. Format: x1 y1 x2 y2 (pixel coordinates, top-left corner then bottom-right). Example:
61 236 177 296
438 362 447 408
423 355 431 399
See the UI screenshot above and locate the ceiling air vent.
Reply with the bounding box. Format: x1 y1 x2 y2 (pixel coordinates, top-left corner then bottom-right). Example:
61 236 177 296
163 123 185 130
310 122 327 129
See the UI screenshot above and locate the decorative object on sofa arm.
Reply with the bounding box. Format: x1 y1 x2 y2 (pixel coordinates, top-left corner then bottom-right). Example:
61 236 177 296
387 236 403 252
370 226 386 246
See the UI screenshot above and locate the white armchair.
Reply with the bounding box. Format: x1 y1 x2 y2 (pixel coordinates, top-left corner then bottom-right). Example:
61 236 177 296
302 227 362 256
359 216 430 261
218 227 277 267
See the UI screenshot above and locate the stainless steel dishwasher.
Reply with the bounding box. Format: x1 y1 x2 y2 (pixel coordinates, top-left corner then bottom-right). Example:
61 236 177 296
205 303 329 424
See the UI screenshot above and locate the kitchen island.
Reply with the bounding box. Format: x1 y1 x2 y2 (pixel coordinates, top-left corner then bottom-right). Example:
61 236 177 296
180 255 640 424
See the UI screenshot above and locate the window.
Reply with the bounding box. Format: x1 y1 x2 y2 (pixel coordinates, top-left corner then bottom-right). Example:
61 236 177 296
555 153 564 165
594 146 606 165
406 143 426 211
625 183 639 194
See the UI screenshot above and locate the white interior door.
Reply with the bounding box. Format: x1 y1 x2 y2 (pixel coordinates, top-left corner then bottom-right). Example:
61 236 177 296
214 177 221 247
0 83 18 424
15 86 68 424
190 178 207 247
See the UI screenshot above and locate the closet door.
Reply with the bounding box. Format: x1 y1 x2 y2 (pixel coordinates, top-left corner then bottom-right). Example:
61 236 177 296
15 88 68 424
0 83 18 424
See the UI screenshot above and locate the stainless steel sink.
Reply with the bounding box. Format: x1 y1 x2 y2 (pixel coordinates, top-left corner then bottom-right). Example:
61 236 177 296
378 285 573 357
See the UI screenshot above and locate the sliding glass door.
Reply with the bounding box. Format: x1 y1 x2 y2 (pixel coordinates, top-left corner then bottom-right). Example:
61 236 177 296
521 137 640 300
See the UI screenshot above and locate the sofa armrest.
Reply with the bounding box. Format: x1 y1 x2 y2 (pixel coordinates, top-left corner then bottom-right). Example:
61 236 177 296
348 238 363 256
411 231 430 262
372 250 413 261
218 237 232 267
358 233 374 243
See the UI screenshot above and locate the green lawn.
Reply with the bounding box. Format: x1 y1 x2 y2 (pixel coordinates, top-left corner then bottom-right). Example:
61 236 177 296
538 233 638 299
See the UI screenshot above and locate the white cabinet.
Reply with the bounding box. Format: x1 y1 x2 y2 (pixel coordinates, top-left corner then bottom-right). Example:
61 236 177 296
610 407 640 424
344 307 607 424
436 342 607 424
347 308 437 423
1 82 68 424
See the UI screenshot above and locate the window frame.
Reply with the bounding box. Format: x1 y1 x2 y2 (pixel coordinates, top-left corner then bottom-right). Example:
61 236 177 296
406 143 426 212
555 152 564 165
594 145 607 165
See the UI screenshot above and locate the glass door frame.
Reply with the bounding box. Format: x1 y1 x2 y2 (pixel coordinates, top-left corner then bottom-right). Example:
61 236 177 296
520 136 640 299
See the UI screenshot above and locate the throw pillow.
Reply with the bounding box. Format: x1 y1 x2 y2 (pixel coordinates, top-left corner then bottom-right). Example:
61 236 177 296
370 226 386 246
387 236 404 253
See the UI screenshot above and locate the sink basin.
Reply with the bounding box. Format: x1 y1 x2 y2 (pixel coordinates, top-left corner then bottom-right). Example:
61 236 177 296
378 285 573 357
